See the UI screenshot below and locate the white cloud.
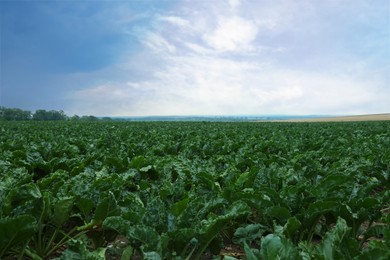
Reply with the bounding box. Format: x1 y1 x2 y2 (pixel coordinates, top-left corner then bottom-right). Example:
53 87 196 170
228 0 242 8
144 32 176 53
203 16 259 52
66 0 390 116
69 53 386 116
185 42 211 55
159 15 189 27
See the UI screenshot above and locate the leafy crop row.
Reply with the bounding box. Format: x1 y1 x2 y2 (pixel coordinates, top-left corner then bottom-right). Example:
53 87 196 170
0 121 389 259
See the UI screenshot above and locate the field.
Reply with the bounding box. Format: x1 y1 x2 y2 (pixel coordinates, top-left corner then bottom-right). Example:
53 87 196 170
1 121 389 259
278 113 390 122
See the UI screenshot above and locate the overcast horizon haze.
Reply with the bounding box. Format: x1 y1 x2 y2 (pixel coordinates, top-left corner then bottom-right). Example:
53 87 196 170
1 0 389 117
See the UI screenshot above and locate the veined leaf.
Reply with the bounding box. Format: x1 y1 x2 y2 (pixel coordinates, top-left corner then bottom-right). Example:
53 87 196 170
53 197 74 226
197 201 251 257
171 197 189 217
266 206 291 224
142 251 161 260
103 216 130 235
76 197 94 219
127 225 160 252
313 217 359 259
3 183 42 216
233 224 265 245
244 242 260 260
0 215 36 257
259 234 300 259
93 191 120 222
58 239 104 260
283 216 301 240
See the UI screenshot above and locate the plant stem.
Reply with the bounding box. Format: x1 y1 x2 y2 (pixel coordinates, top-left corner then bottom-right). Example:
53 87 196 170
44 228 59 254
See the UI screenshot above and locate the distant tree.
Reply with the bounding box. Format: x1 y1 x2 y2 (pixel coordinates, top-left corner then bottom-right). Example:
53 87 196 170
33 109 48 120
0 106 103 122
50 110 67 120
33 109 67 121
70 115 80 121
0 107 32 120
81 115 98 121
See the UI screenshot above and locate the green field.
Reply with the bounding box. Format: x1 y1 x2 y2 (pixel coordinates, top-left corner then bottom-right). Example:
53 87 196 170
1 121 389 259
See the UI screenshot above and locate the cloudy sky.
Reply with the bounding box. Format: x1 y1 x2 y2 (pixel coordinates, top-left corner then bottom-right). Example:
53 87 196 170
1 0 389 116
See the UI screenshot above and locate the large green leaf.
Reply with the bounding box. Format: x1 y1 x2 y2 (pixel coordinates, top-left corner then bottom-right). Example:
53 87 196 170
283 216 301 240
127 225 160 252
233 224 265 245
313 217 359 259
93 191 120 222
3 183 42 216
266 206 291 224
103 216 130 236
53 197 74 226
244 242 260 260
76 197 94 219
58 239 105 260
259 234 300 259
171 197 189 217
0 215 36 257
197 201 251 257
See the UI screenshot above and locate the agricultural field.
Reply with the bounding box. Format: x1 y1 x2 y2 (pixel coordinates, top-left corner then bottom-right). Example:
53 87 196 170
278 113 390 122
0 121 389 259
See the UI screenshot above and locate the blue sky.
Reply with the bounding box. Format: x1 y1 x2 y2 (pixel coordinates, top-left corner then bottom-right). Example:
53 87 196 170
1 0 389 116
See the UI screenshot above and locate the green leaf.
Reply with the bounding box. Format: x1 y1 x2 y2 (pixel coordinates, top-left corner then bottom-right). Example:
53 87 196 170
312 174 353 198
140 165 159 180
130 156 146 169
58 239 104 260
314 217 359 259
224 256 240 260
235 171 256 188
200 201 250 239
358 239 390 260
260 234 283 258
76 197 94 219
283 217 301 239
171 197 189 217
120 246 134 260
233 224 265 245
305 200 337 227
244 242 260 260
143 251 161 260
93 192 120 222
266 206 291 223
127 225 160 252
364 225 386 240
3 183 42 216
103 216 130 236
197 201 251 257
259 234 300 259
167 228 197 256
53 197 74 226
321 218 349 258
0 215 36 257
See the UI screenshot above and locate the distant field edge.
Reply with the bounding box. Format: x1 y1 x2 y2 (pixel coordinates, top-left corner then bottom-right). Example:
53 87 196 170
272 113 390 122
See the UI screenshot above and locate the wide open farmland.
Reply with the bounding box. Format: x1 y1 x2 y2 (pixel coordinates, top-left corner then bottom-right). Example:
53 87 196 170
1 121 389 259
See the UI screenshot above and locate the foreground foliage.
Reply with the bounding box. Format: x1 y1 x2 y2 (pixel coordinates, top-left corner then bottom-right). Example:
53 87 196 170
0 121 389 259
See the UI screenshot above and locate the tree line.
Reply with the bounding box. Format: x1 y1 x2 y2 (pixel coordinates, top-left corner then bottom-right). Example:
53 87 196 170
0 107 108 121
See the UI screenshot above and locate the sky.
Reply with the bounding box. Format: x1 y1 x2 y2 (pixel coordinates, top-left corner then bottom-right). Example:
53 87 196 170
0 0 389 116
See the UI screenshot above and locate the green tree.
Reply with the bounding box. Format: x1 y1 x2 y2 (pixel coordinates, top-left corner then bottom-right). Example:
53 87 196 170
80 115 98 121
33 109 67 121
70 115 80 121
0 107 32 120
